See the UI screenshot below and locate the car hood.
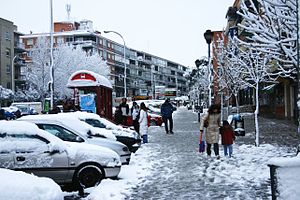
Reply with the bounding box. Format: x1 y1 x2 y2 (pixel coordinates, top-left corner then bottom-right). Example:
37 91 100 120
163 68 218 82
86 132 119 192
64 142 121 167
85 137 129 154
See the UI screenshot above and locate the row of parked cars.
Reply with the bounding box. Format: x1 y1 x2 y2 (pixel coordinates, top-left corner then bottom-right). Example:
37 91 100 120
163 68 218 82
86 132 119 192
0 111 141 191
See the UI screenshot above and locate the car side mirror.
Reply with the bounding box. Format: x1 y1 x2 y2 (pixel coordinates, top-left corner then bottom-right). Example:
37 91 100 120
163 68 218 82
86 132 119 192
76 136 84 142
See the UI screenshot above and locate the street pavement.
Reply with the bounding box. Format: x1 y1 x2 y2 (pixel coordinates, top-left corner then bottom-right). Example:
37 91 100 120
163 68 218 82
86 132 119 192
65 107 300 199
125 107 300 200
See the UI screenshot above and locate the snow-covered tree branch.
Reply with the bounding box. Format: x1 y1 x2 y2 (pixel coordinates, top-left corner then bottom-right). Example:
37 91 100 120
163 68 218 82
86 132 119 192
21 37 110 103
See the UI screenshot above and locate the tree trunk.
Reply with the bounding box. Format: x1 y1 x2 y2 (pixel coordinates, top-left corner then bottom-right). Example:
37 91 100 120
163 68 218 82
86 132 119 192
234 93 240 114
255 82 260 147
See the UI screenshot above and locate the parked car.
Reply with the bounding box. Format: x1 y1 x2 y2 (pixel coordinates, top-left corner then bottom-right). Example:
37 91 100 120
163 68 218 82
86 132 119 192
0 106 21 120
0 121 121 189
19 114 131 165
14 104 38 116
125 100 164 127
148 112 163 126
57 111 142 153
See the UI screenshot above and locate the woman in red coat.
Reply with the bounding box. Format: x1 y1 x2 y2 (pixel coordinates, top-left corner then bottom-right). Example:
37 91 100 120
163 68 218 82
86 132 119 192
219 120 236 157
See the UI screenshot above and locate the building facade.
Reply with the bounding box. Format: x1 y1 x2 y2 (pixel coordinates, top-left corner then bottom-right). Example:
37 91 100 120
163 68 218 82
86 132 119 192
21 20 189 100
0 18 26 94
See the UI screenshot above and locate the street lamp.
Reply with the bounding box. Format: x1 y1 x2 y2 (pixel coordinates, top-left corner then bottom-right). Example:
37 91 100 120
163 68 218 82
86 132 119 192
104 30 127 98
49 0 54 109
204 29 214 106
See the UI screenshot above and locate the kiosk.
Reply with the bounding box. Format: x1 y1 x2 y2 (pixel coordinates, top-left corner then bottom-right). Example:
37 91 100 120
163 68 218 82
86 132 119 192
67 70 113 120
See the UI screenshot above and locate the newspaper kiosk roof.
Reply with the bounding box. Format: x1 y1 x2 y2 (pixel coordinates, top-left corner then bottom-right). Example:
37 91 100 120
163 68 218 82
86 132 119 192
67 70 112 89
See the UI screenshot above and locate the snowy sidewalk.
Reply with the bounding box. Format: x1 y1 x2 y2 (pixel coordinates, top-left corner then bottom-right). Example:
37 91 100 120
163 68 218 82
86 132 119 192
125 107 297 200
65 107 298 199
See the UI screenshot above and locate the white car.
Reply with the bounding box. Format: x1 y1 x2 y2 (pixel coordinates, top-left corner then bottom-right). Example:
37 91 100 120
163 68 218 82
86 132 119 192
0 121 121 189
57 111 141 152
19 114 131 164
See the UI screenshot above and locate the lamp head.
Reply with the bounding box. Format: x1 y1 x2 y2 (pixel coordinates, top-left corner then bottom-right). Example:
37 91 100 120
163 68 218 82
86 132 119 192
204 30 213 44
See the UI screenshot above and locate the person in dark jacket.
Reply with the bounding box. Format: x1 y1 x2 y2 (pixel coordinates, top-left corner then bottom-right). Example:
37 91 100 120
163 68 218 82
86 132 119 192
114 106 123 125
219 120 236 157
131 101 140 133
119 98 129 125
161 98 176 134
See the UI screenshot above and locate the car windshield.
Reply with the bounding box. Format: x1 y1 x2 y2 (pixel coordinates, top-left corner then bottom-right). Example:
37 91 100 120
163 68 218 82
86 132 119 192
84 119 106 128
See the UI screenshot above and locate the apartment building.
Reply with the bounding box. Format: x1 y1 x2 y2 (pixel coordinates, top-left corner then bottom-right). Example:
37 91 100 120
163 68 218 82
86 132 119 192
0 18 26 94
21 20 189 99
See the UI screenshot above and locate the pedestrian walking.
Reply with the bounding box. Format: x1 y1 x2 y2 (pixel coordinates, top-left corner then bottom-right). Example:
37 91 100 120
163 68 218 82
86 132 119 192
139 102 149 143
219 120 235 157
131 101 140 133
161 98 176 134
119 97 129 125
200 104 221 159
114 106 123 125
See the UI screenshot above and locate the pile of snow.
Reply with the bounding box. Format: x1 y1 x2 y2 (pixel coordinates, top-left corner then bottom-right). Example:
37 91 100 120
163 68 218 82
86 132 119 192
268 154 300 199
0 168 63 200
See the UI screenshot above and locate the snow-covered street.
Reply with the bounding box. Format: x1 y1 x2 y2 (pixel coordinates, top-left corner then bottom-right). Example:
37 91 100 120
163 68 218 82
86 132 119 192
68 107 297 200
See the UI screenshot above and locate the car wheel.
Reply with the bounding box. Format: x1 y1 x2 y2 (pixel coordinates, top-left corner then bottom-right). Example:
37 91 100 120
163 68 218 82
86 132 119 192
76 165 104 188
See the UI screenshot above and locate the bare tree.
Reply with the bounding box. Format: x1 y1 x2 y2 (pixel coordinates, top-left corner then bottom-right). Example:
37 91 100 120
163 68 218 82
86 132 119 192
21 37 110 103
238 0 297 70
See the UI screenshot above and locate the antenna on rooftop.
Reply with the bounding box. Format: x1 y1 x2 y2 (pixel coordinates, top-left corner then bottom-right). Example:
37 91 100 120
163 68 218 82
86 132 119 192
66 4 71 20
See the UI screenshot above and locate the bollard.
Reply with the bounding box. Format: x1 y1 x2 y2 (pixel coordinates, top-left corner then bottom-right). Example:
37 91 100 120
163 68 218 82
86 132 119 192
268 164 279 200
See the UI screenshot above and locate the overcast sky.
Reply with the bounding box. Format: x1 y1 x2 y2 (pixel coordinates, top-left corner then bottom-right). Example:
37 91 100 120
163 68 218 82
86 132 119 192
0 0 233 68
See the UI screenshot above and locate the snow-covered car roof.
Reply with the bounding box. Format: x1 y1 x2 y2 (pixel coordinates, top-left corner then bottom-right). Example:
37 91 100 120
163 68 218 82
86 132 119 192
0 121 66 153
58 111 138 139
1 106 19 113
19 114 116 140
57 112 116 140
0 168 63 200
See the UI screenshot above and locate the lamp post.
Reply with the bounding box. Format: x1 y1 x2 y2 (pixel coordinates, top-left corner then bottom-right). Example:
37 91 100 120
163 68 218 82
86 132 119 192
104 30 127 98
11 55 19 93
204 29 213 106
49 0 54 109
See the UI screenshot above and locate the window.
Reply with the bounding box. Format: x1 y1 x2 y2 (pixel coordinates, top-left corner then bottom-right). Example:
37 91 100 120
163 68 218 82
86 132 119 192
5 32 11 40
84 119 106 128
107 41 114 49
0 134 49 153
6 82 11 89
56 37 64 44
5 48 10 57
27 39 33 46
37 124 83 142
98 50 103 57
99 38 103 45
66 36 74 42
107 53 115 61
6 64 11 74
